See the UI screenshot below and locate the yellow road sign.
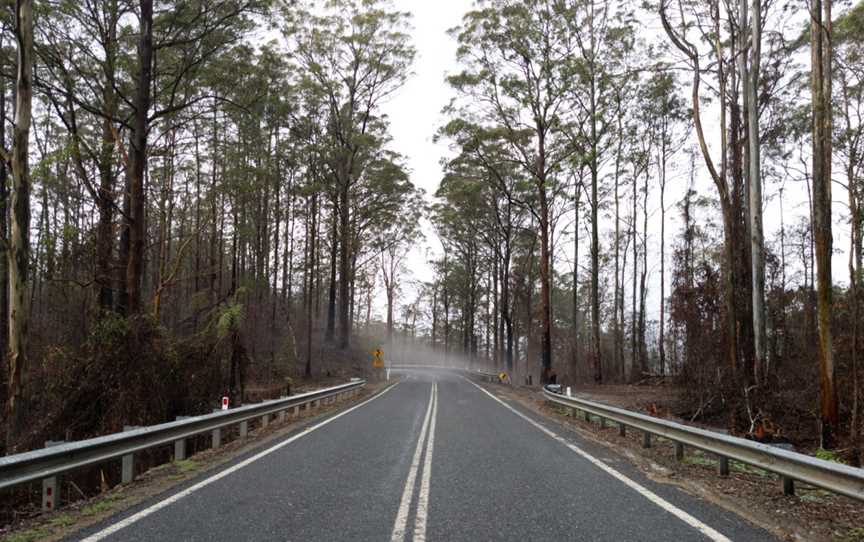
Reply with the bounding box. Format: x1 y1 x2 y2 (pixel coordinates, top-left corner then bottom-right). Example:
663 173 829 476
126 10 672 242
372 348 384 368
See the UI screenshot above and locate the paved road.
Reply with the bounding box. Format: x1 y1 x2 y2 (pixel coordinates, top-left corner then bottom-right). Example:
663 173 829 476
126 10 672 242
72 369 777 541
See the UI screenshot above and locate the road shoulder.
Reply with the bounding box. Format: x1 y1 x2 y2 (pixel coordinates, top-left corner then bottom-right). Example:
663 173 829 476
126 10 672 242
473 380 863 542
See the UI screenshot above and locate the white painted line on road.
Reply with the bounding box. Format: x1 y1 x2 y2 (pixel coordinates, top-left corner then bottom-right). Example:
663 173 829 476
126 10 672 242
463 379 733 542
413 383 437 542
80 382 401 542
390 384 435 542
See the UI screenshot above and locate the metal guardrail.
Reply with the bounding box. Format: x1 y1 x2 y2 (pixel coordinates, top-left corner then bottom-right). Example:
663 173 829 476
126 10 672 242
542 387 864 501
0 380 365 510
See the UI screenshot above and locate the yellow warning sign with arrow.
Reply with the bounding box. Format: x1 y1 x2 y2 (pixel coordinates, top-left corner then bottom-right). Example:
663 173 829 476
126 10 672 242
372 348 384 368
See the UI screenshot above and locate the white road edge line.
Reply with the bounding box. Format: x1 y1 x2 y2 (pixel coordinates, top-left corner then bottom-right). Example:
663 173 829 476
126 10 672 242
390 383 435 542
413 383 437 542
80 382 401 542
463 378 732 542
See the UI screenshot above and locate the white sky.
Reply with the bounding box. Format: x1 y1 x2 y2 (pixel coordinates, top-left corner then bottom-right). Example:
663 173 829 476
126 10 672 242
379 1 474 288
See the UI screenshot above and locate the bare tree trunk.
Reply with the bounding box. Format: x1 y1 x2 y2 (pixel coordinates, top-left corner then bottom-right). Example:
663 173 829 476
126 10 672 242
810 0 838 449
747 0 766 386
325 199 337 342
305 193 318 378
538 136 553 383
613 101 624 380
590 79 602 384
842 66 863 466
95 0 119 311
431 284 438 348
124 0 153 315
630 168 638 382
6 0 33 452
639 165 649 375
337 176 351 349
659 139 667 376
0 61 9 379
573 181 581 375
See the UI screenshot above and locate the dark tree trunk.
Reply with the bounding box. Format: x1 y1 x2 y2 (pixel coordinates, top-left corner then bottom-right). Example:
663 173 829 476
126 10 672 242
124 0 153 315
325 198 338 342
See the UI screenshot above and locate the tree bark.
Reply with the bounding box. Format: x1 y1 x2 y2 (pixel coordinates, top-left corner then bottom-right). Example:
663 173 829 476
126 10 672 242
325 198 338 342
124 0 154 315
305 193 318 378
0 60 9 381
537 127 553 383
337 179 351 349
590 76 602 384
95 1 119 311
748 0 766 386
810 0 838 449
7 0 33 452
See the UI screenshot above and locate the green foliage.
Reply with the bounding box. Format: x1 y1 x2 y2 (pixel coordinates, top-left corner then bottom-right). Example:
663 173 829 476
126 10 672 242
3 528 50 542
217 303 245 340
815 448 841 463
840 527 864 542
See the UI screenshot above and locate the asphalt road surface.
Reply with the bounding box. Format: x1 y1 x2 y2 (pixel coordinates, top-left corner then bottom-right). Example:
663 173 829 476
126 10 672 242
71 369 778 541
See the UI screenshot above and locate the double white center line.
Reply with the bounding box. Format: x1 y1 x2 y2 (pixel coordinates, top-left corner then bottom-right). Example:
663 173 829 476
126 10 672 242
391 383 438 542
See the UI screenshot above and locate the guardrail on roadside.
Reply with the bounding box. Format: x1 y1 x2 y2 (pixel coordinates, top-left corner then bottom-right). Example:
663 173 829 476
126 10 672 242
542 387 864 501
0 380 366 511
387 364 503 384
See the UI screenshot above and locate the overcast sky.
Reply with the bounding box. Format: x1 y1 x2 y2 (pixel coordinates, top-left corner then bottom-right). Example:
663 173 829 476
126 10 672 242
380 1 475 288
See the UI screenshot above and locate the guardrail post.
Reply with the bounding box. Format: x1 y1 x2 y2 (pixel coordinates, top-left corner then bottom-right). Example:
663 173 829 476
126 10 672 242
122 426 140 484
278 402 286 422
291 405 300 418
718 456 729 476
174 439 186 461
261 413 269 428
619 424 626 437
212 427 221 449
42 440 65 511
174 416 190 461
239 420 248 438
642 431 652 448
599 417 607 429
675 442 685 461
782 476 795 496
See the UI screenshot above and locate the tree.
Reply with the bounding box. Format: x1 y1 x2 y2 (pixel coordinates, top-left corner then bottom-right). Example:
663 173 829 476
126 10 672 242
449 0 581 383
660 0 758 422
564 0 637 383
639 71 688 376
291 0 415 350
810 0 838 449
747 0 766 387
5 0 33 452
